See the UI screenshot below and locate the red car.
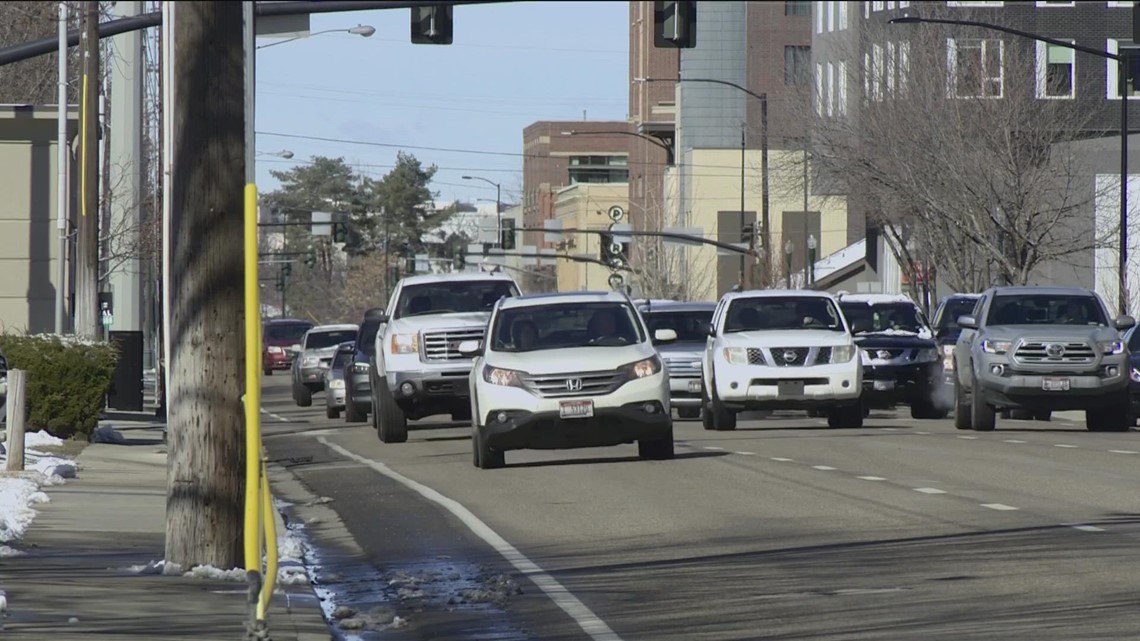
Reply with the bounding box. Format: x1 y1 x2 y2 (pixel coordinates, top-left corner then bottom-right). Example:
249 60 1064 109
262 318 313 375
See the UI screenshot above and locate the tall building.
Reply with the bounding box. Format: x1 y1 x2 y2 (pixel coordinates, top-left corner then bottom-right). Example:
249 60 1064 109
521 121 630 291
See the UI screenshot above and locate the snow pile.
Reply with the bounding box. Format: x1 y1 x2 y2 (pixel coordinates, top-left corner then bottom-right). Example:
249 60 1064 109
23 431 63 449
0 431 79 545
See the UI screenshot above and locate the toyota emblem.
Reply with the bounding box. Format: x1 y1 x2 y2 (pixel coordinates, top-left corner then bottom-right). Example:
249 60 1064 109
1045 343 1065 358
565 378 583 391
782 350 797 363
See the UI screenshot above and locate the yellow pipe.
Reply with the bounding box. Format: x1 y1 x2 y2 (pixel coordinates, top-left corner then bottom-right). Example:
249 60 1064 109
79 72 87 218
243 183 262 578
257 460 279 619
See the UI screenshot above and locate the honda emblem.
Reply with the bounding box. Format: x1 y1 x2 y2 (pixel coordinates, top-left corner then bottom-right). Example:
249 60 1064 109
565 378 583 391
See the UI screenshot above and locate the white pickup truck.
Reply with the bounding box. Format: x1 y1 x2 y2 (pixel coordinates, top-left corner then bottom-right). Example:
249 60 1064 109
371 272 521 443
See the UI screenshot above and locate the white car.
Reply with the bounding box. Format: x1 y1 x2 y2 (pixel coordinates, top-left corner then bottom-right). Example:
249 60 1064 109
702 289 863 430
462 291 677 469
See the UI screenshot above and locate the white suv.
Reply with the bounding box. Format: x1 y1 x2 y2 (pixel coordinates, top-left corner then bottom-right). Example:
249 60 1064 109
702 290 863 429
462 291 677 469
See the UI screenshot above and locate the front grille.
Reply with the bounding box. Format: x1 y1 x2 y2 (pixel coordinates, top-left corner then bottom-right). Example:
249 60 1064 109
664 357 702 377
815 347 832 365
1014 341 1096 365
521 370 626 398
770 347 811 367
747 348 766 365
422 327 486 362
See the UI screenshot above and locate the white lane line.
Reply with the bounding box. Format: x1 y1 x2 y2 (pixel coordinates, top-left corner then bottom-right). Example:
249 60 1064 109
1004 439 1027 444
812 465 837 471
1053 444 1078 449
915 431 931 435
980 503 1019 511
1070 525 1105 532
913 487 947 495
957 436 979 440
703 446 725 451
883 427 898 432
857 476 887 481
260 409 290 423
1109 450 1138 455
318 437 623 641
770 457 795 462
735 451 757 456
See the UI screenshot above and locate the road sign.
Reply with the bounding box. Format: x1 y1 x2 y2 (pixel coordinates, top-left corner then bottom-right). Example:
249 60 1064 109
543 218 564 243
610 223 632 243
608 241 623 256
607 206 625 223
608 273 625 289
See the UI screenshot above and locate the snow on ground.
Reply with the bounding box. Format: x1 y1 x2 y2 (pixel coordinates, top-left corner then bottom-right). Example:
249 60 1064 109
0 430 79 544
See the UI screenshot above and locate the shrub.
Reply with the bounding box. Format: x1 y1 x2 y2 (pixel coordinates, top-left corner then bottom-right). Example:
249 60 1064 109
0 333 118 439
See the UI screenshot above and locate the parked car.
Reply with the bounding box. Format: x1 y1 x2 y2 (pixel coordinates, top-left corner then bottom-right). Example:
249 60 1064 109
931 293 981 412
343 307 387 424
464 290 676 469
637 299 716 419
262 318 313 375
291 323 359 407
324 341 355 419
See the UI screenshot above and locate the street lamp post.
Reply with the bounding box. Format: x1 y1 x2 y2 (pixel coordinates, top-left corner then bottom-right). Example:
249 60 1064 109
256 24 376 50
561 129 675 165
257 149 293 159
462 175 501 246
808 234 817 287
784 239 793 289
889 15 1130 315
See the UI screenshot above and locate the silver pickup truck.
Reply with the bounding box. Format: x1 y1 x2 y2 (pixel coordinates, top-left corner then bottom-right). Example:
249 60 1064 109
371 272 521 443
951 286 1135 432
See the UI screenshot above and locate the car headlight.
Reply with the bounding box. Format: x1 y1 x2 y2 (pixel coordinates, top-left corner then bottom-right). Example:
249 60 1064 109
328 379 345 389
1131 367 1140 383
943 346 955 371
623 355 662 378
916 348 939 363
1099 340 1125 355
722 347 750 364
301 356 318 367
268 345 285 355
981 339 1011 354
831 344 855 363
352 362 369 373
482 365 523 387
389 333 419 354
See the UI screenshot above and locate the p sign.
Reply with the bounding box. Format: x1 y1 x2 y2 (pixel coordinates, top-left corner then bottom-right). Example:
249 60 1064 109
607 205 625 223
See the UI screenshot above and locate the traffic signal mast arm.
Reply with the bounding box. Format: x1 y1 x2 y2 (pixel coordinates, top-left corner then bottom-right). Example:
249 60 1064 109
518 226 757 257
473 249 638 273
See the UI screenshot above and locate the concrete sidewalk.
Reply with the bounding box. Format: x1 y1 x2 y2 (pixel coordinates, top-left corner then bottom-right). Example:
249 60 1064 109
0 423 332 640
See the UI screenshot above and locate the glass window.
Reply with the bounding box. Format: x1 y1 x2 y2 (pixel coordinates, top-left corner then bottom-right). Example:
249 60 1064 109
935 297 980 331
644 310 714 344
1038 41 1074 98
331 347 353 369
948 38 1004 98
395 280 519 319
724 296 845 333
304 330 358 350
490 302 646 352
840 301 929 335
785 0 811 16
784 45 811 85
1127 326 1140 352
264 322 311 342
985 294 1108 327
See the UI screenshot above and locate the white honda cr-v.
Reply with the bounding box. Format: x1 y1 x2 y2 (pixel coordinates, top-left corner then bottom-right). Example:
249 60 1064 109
460 291 677 469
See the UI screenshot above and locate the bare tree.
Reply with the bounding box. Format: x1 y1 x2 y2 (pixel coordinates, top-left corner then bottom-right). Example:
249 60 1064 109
630 175 717 300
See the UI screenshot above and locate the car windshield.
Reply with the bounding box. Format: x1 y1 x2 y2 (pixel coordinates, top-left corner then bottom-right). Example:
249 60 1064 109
936 298 979 331
305 330 358 350
840 302 928 335
986 294 1108 326
264 323 311 342
490 302 645 352
394 281 519 319
331 348 353 370
724 296 844 332
644 310 713 343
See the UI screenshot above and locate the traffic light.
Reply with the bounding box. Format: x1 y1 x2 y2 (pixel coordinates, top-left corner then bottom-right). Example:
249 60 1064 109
654 0 696 49
304 249 316 269
742 222 755 244
500 219 517 250
411 4 453 44
332 221 348 244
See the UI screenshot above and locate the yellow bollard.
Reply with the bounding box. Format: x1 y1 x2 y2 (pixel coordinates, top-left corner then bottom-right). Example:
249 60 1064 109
242 182 265 630
258 459 279 619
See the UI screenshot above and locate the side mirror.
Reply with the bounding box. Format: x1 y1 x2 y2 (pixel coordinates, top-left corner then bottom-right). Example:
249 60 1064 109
291 344 302 352
374 312 389 324
1114 315 1136 330
654 328 678 343
706 322 717 337
458 340 482 356
956 315 978 330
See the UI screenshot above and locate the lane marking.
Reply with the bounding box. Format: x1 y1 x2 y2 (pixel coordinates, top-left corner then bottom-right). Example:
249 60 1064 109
857 476 887 481
1003 439 1027 444
1071 525 1105 532
957 436 978 440
770 457 795 462
703 446 725 451
915 431 931 435
1053 444 1078 449
1109 450 1138 455
735 451 756 456
883 427 898 432
980 503 1019 511
913 487 947 495
260 408 290 423
318 437 623 641
812 465 837 471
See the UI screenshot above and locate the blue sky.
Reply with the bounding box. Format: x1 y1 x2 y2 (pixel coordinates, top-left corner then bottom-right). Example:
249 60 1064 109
254 1 629 205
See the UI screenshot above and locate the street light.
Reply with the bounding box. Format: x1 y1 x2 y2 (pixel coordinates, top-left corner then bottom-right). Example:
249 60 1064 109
256 24 376 50
807 234 817 287
257 149 293 159
561 129 675 165
889 14 1130 314
462 175 501 246
784 239 794 289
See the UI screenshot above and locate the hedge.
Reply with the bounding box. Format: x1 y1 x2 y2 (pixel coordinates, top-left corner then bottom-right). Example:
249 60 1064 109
0 333 118 439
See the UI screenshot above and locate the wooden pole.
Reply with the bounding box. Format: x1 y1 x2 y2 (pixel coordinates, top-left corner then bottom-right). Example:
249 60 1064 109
5 370 27 473
74 1 100 339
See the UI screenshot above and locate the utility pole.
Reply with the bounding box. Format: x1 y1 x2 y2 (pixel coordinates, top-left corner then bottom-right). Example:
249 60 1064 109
739 124 747 289
55 0 69 335
75 1 100 339
760 93 769 289
164 0 246 570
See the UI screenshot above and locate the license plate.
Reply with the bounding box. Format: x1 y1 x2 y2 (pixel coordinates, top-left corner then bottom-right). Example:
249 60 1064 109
688 380 702 393
778 380 805 396
873 380 896 391
559 400 594 419
1042 377 1070 391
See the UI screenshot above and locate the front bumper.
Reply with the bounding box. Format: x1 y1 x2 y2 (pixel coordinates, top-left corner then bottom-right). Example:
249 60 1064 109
298 366 327 386
668 376 703 407
975 361 1129 410
265 351 293 370
388 367 475 419
714 361 861 410
325 384 346 409
482 403 671 451
861 362 941 407
348 369 371 408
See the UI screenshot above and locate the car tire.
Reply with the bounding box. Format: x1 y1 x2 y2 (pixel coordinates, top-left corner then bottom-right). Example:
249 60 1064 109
701 384 716 431
677 407 701 420
474 428 504 469
344 394 365 423
709 379 737 431
970 375 996 431
638 430 675 460
1086 394 1130 432
294 384 312 408
263 368 272 376
376 383 408 443
1033 410 1052 421
953 367 973 430
827 401 864 428
326 406 339 419
910 400 948 420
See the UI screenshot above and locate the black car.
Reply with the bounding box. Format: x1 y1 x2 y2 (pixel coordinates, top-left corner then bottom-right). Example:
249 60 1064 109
1125 325 1140 424
930 293 982 410
343 307 387 423
837 293 947 419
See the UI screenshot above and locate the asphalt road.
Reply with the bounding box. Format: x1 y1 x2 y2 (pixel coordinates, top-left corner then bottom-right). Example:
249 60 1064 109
260 374 1140 641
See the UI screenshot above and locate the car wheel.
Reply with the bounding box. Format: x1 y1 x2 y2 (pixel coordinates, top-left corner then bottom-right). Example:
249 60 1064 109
376 383 408 443
953 367 973 430
344 393 365 423
294 383 312 408
677 407 701 420
1086 393 1130 432
970 375 996 431
326 406 339 419
474 428 504 469
828 401 865 428
910 400 948 420
1033 410 1052 421
701 384 716 431
638 430 675 460
710 379 737 431
263 368 272 376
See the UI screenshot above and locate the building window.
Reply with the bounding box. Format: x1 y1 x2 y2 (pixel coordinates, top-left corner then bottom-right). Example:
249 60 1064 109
816 63 824 115
899 0 910 6
1035 0 1074 5
946 1 1004 6
785 45 811 85
1109 2 1135 7
886 0 896 8
568 156 628 184
947 38 1004 99
863 52 871 104
864 2 870 18
815 1 824 33
1107 39 1140 98
826 62 835 116
899 41 911 94
838 1 848 29
1036 40 1074 98
887 41 897 96
872 43 883 101
837 60 848 115
785 0 812 16
872 1 884 10
826 1 835 31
